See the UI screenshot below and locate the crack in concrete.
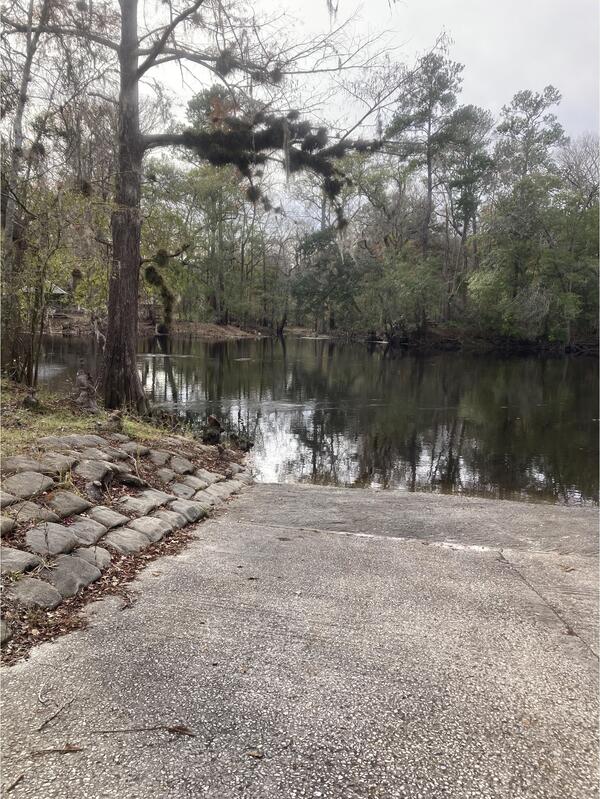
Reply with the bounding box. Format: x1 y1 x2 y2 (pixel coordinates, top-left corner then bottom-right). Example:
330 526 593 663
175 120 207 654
225 518 598 660
227 517 497 552
498 550 599 661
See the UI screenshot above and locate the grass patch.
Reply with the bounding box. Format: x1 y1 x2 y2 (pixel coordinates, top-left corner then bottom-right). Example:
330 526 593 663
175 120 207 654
122 415 193 444
1 379 108 455
0 378 190 456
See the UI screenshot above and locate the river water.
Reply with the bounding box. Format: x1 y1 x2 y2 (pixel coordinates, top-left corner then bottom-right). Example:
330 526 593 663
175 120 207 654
37 335 598 505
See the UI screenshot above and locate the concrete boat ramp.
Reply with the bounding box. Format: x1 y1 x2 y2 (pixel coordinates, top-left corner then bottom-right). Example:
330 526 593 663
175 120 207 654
2 484 598 798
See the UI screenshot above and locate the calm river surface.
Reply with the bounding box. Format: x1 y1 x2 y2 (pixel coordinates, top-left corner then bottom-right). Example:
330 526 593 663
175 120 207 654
37 335 598 505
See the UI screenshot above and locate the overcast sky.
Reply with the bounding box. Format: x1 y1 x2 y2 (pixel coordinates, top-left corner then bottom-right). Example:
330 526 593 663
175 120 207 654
261 0 599 136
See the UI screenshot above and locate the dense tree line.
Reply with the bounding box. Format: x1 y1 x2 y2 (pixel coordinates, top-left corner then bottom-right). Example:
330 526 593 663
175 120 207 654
293 61 598 347
140 64 599 349
1 3 597 409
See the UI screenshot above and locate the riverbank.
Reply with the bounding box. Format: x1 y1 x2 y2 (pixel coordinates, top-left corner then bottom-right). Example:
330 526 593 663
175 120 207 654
0 380 253 663
45 310 599 354
1 380 161 456
290 324 599 356
140 321 260 340
1 482 597 797
47 310 261 342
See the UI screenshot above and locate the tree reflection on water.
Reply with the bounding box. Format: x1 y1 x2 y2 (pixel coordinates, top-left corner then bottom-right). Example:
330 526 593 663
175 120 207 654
39 335 598 504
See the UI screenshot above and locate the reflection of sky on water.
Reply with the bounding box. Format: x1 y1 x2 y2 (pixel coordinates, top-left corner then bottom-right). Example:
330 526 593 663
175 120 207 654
37 336 598 504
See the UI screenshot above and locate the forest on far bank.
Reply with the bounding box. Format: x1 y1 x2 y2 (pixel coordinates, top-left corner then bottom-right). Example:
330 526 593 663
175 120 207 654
1 1 598 406
141 78 598 352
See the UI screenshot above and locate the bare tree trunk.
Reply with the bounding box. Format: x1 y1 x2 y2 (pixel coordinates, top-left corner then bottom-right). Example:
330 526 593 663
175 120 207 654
276 310 287 337
423 120 433 254
472 216 480 270
103 0 146 411
2 0 49 375
216 197 227 324
441 203 450 321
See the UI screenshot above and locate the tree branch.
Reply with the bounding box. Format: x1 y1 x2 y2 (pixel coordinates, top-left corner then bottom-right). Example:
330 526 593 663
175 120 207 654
136 45 267 79
142 133 190 152
140 244 189 265
0 16 120 52
136 0 205 78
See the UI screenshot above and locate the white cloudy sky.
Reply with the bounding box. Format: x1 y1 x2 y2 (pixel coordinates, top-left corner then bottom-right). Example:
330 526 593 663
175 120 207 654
296 0 598 134
161 0 598 136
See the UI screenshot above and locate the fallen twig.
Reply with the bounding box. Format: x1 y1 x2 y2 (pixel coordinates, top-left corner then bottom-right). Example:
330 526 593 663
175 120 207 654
30 743 84 757
5 773 25 793
37 693 79 732
93 724 195 737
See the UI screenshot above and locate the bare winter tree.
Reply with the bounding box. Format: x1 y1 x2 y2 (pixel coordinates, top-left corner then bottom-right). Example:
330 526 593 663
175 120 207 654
1 0 116 380
2 0 383 410
1 0 51 375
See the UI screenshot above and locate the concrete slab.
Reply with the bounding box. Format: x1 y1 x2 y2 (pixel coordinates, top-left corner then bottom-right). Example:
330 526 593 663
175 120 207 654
181 475 208 491
0 490 17 507
156 468 176 485
1 546 42 575
39 554 101 598
2 455 49 474
233 484 597 556
73 546 112 571
168 498 207 523
117 489 173 516
4 500 60 524
103 528 152 554
127 516 171 542
121 442 150 457
47 490 92 518
87 506 129 530
170 482 196 500
153 509 188 530
66 517 108 546
38 452 79 475
0 516 15 535
2 471 54 499
109 434 130 443
8 576 62 609
74 459 113 484
170 456 195 475
195 467 224 484
25 522 79 556
148 450 172 466
1 485 597 799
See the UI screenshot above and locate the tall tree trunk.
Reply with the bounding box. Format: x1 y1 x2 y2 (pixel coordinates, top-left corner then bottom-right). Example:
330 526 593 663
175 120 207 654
103 0 146 411
423 119 433 254
461 214 469 272
441 203 450 321
276 309 287 337
216 197 227 324
1 0 49 376
472 216 480 270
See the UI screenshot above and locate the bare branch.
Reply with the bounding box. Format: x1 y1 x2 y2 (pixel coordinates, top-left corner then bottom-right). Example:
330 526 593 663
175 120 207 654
0 16 120 52
137 1 205 78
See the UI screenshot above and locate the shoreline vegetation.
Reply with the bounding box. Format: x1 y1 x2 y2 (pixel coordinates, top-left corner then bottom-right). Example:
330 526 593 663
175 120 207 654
1 378 252 457
1 379 176 457
47 312 598 357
